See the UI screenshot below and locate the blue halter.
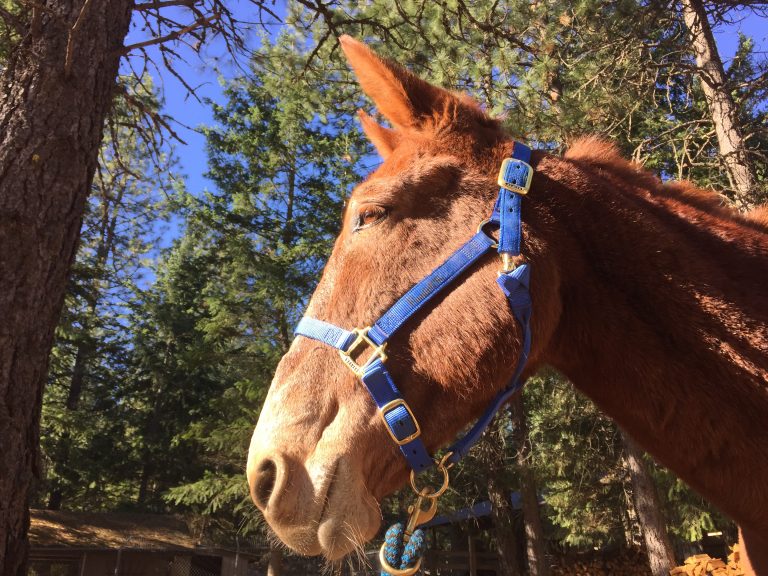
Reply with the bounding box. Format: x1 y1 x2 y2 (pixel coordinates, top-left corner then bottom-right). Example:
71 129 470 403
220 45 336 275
295 143 534 474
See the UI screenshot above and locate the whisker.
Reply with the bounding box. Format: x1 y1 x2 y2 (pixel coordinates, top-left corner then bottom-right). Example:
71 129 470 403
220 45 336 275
342 519 372 571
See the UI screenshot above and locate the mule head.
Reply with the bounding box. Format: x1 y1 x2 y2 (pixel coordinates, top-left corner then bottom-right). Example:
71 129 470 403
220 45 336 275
247 36 557 560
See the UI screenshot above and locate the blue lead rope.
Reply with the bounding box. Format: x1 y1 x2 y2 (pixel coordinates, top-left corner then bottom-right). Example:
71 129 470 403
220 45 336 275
380 524 426 576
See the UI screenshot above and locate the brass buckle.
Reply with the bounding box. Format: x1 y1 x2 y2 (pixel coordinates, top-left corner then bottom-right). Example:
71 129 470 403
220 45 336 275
477 220 517 273
497 158 533 195
380 399 421 445
338 326 387 377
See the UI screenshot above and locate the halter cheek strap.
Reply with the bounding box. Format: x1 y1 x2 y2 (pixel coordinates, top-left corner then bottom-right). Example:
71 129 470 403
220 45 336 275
295 143 534 474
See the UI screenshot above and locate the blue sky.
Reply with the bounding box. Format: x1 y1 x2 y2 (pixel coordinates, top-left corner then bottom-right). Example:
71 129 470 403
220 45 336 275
122 1 284 195
123 3 767 250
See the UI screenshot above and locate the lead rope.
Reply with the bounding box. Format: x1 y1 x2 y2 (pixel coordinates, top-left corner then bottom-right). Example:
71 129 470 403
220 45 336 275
379 523 427 576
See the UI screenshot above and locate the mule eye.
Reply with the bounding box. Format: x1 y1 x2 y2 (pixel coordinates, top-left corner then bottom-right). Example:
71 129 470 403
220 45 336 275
354 204 387 231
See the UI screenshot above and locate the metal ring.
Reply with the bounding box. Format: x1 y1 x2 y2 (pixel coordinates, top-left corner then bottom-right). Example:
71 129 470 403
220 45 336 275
476 219 499 249
409 453 452 498
379 546 422 576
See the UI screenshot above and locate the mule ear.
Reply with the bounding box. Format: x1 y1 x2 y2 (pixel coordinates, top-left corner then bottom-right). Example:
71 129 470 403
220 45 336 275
339 35 464 130
357 110 398 159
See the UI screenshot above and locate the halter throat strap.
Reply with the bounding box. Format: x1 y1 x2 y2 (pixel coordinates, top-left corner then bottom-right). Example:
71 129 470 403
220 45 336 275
294 143 534 473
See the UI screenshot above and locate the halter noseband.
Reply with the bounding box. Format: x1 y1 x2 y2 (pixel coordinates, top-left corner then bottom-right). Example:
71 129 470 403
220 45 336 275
294 142 534 475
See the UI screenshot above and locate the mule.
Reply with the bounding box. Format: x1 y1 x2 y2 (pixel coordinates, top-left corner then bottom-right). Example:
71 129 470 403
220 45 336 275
247 36 768 573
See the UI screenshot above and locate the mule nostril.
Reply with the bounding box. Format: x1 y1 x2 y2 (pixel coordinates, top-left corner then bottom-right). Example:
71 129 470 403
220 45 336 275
253 458 277 509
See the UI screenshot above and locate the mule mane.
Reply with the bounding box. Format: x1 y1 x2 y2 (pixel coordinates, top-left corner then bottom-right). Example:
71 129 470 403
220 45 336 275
563 136 768 234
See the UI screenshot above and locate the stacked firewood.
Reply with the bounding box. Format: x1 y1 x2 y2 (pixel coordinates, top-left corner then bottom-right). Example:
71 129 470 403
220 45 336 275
670 545 743 576
549 545 743 576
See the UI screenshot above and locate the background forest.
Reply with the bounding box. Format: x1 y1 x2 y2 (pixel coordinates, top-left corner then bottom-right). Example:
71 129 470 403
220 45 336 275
3 0 766 574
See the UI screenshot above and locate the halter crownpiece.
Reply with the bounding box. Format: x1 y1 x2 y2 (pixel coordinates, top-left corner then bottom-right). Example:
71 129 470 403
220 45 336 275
294 142 534 574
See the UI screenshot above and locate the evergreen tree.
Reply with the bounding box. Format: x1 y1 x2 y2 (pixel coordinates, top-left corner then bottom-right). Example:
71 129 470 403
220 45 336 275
154 32 370 537
39 77 175 511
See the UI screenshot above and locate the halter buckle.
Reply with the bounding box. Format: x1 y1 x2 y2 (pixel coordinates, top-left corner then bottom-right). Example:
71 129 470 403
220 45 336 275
497 158 533 195
477 219 499 249
380 399 421 445
338 326 388 377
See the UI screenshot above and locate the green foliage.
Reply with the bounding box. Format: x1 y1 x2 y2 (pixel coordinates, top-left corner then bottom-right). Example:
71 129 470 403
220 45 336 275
0 0 22 65
136 30 370 537
39 76 176 510
651 468 734 543
525 372 628 548
729 33 768 204
288 0 766 204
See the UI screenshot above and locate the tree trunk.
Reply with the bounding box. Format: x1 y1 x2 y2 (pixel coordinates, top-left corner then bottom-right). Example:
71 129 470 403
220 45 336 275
0 2 132 573
267 544 283 576
468 531 478 576
509 395 550 576
46 488 63 512
680 0 755 204
621 431 676 576
482 420 522 576
137 453 154 505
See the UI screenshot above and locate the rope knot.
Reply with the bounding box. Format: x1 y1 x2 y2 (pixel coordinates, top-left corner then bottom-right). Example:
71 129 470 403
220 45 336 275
379 522 426 576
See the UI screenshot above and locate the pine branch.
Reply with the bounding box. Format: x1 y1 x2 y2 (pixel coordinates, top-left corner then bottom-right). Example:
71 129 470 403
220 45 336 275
0 6 25 35
135 0 196 10
64 0 95 78
120 11 220 54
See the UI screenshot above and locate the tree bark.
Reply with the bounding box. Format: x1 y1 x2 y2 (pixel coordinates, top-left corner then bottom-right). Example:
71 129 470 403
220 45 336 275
621 431 676 576
509 395 550 576
680 0 755 204
267 544 283 576
0 2 133 573
482 421 522 576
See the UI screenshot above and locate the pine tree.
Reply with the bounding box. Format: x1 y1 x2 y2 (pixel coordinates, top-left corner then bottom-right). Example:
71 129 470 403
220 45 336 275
0 4 132 568
680 0 755 203
156 31 370 538
39 77 175 511
0 2 284 570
